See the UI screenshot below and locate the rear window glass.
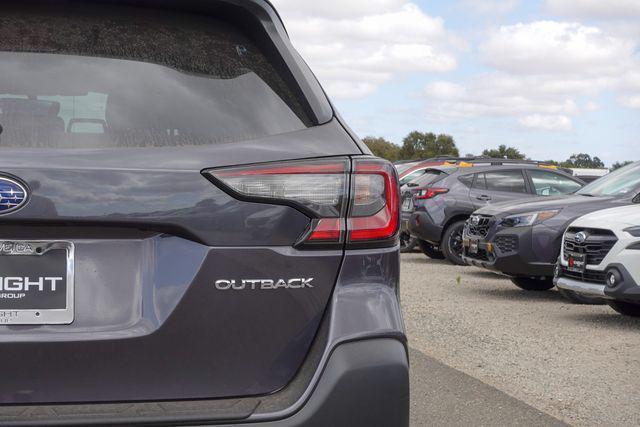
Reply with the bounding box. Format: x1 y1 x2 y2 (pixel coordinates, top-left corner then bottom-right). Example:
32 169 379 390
0 5 310 149
412 170 443 186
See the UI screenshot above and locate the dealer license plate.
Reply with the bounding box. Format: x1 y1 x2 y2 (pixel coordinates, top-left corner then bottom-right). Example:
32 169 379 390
0 241 74 325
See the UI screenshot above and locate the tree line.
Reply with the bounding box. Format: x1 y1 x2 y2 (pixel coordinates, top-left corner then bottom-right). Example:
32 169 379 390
363 132 632 170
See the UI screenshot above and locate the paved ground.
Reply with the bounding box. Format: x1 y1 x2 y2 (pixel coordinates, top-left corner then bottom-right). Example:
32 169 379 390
409 348 566 426
402 252 640 427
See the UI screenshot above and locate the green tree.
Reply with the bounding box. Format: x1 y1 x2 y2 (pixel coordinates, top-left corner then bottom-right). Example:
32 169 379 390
611 160 633 171
362 137 401 162
399 131 459 160
482 145 526 160
562 153 605 169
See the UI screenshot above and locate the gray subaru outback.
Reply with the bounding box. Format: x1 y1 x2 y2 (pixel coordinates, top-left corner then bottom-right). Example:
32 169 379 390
0 1 408 426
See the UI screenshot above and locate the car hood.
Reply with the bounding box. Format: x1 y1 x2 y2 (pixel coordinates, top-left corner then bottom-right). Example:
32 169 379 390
572 205 640 228
476 194 621 217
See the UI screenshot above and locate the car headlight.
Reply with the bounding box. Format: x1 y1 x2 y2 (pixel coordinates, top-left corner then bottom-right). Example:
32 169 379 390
624 226 640 238
500 210 561 228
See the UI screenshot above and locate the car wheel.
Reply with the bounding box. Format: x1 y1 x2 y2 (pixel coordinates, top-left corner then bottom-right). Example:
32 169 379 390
557 287 606 305
510 277 555 291
400 232 418 253
417 239 445 259
607 300 640 317
441 221 467 265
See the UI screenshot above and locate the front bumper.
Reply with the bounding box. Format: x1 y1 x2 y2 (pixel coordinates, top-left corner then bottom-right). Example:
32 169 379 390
461 226 556 278
555 263 640 302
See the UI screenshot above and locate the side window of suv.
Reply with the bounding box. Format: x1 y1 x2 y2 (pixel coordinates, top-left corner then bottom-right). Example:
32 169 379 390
529 169 582 196
458 174 474 187
483 170 528 193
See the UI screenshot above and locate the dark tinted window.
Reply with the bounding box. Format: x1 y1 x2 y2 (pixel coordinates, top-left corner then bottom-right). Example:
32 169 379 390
0 5 310 149
483 170 527 193
529 170 582 196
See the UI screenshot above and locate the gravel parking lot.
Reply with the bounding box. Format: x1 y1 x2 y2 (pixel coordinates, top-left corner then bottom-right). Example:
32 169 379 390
403 252 640 426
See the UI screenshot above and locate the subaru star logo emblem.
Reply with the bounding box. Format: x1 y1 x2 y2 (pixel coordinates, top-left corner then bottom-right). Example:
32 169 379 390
575 231 588 244
0 176 28 214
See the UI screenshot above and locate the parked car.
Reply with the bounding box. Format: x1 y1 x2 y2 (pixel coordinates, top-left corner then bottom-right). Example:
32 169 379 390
0 1 409 426
395 160 421 175
555 205 640 316
398 156 469 186
462 161 640 303
403 160 584 264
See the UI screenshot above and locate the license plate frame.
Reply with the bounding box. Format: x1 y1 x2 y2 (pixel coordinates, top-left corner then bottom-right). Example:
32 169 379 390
567 251 587 274
0 241 74 325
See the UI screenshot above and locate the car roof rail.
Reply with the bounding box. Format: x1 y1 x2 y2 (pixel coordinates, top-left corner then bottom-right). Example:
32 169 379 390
404 156 574 174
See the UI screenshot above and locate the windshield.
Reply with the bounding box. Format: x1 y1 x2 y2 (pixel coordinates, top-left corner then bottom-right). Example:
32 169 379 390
0 5 309 149
577 162 640 197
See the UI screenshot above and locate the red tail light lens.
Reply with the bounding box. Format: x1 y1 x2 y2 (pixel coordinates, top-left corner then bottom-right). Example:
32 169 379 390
347 159 400 244
414 187 449 200
205 156 400 248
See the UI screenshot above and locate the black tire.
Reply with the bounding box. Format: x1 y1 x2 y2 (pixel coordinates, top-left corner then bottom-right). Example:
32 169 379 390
441 220 467 266
417 240 445 260
607 300 640 317
400 232 418 253
510 277 555 291
557 287 606 305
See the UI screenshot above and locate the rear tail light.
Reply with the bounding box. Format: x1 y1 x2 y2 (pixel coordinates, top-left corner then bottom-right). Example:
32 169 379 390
347 159 400 244
414 187 449 200
205 157 400 248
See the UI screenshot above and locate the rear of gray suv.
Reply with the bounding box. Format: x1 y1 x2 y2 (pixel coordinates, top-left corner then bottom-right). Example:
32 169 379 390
0 1 408 425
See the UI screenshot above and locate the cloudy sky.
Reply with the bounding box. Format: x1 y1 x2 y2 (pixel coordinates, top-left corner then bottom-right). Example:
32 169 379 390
272 0 639 165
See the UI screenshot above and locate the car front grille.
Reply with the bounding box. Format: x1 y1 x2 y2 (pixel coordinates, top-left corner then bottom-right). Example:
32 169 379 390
563 227 617 265
467 215 493 238
559 266 607 285
494 235 518 253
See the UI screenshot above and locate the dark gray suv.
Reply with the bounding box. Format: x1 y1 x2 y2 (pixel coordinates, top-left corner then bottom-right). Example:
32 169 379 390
404 160 584 264
462 161 640 303
0 1 408 426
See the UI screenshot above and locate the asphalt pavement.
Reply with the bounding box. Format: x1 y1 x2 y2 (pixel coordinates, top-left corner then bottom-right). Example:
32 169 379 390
403 252 640 426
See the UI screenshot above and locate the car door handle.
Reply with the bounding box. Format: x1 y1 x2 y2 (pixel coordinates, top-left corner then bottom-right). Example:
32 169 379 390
476 195 492 201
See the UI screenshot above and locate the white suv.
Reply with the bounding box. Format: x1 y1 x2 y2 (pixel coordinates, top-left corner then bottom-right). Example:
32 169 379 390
555 205 640 316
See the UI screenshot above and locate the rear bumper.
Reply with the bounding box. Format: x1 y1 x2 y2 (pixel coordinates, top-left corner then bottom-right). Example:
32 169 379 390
0 338 409 427
408 210 443 243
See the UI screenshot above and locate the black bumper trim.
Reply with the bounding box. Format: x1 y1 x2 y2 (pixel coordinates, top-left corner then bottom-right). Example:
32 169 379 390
0 339 409 427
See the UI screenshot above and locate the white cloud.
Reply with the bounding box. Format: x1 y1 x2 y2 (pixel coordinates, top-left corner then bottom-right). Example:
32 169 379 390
618 95 640 109
458 0 519 15
272 1 460 99
479 21 636 75
584 101 600 111
545 0 640 20
424 19 640 129
519 114 573 131
273 0 406 19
